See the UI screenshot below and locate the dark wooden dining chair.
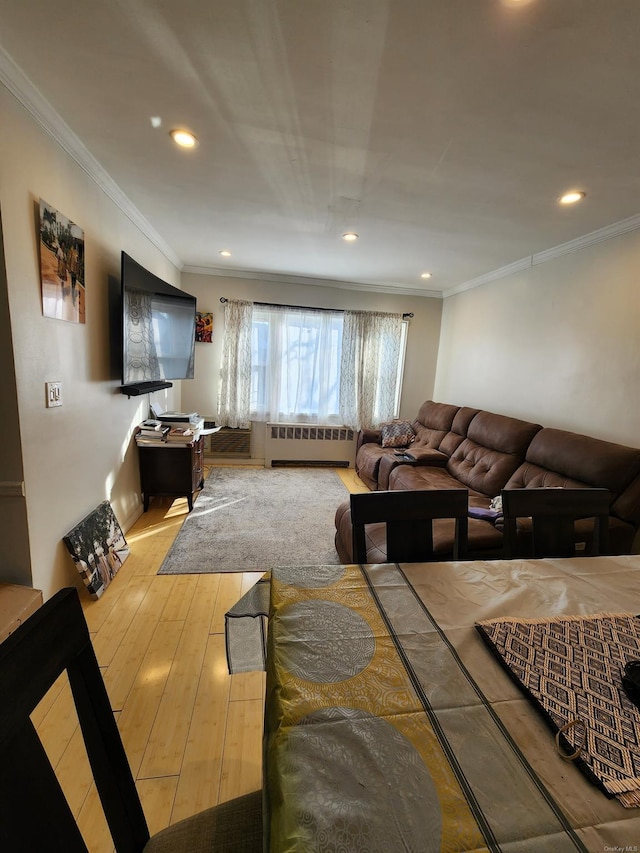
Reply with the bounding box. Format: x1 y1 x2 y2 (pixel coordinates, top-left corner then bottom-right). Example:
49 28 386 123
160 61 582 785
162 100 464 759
501 487 610 559
0 587 262 853
350 488 469 562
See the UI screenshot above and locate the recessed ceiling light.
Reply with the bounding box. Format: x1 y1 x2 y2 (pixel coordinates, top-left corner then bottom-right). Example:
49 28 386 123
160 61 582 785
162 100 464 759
150 116 162 129
420 272 432 279
219 250 231 257
170 129 198 148
558 190 586 205
342 232 359 242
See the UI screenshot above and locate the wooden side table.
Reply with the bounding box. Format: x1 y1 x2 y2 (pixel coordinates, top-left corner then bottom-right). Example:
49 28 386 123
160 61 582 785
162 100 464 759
137 436 205 511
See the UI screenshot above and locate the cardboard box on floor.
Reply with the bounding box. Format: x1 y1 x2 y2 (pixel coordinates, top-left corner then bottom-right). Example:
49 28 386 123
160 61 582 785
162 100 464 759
0 583 43 643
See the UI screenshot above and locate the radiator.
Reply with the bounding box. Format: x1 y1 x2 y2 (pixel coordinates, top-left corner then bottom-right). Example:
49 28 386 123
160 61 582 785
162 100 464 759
265 424 356 468
205 426 251 458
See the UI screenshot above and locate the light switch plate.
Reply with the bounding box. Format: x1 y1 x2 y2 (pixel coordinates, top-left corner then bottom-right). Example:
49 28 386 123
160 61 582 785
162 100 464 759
46 381 62 407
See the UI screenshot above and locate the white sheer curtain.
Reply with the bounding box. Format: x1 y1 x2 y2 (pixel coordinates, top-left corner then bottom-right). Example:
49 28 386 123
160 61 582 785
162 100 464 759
340 310 403 430
250 305 344 424
218 299 253 428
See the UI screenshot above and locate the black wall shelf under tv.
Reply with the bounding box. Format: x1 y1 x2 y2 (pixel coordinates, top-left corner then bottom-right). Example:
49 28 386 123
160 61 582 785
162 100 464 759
119 381 173 398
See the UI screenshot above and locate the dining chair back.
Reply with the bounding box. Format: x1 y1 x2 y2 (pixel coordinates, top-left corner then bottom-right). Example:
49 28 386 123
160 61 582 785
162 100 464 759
0 586 262 853
350 488 469 562
501 487 610 558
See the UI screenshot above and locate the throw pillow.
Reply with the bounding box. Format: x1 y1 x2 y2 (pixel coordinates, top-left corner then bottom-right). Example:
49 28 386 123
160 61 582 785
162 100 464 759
380 420 416 448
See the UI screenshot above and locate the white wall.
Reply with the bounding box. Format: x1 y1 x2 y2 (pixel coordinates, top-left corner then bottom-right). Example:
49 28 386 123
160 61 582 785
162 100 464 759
0 85 184 599
180 271 443 455
434 230 640 446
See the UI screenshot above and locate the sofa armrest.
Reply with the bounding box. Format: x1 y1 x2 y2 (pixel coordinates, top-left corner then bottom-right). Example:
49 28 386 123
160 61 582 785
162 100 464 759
402 448 449 467
357 428 382 452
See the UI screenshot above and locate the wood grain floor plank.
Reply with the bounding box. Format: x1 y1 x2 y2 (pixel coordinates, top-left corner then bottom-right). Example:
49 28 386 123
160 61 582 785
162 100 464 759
171 633 231 822
138 775 179 836
30 670 67 729
117 619 185 776
103 575 177 711
36 674 79 770
229 667 266 703
52 721 93 817
218 697 264 801
210 572 244 635
91 576 153 667
160 572 197 622
138 575 220 778
76 783 116 853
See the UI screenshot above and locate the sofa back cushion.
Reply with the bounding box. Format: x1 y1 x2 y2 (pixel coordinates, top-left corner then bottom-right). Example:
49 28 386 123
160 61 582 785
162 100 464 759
506 428 640 523
439 407 480 457
446 411 542 496
411 401 460 449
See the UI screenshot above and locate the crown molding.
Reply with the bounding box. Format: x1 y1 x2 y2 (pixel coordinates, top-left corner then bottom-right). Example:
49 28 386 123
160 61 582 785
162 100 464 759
443 212 640 298
0 45 182 269
442 257 533 298
182 264 443 299
532 212 640 265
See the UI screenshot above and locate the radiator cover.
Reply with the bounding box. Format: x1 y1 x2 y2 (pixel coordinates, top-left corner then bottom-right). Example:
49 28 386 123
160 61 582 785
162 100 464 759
265 424 355 468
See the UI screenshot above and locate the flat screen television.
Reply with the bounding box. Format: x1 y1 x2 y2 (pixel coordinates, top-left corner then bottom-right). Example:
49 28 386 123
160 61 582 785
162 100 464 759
120 252 196 395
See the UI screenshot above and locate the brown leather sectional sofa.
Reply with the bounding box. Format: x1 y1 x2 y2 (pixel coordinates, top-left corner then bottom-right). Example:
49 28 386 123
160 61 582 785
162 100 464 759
335 400 640 562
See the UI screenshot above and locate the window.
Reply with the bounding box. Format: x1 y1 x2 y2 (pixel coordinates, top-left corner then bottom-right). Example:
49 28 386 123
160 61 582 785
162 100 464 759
219 299 408 430
250 306 344 424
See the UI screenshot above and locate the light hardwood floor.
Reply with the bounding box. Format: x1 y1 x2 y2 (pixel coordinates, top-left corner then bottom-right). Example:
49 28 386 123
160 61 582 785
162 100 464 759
34 464 366 852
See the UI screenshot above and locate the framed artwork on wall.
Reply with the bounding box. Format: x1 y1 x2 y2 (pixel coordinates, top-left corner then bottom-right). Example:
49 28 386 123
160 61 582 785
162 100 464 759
195 310 213 342
38 198 85 323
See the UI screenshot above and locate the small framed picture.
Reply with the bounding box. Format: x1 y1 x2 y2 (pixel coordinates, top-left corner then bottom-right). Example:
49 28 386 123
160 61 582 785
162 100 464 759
195 311 213 343
39 199 85 323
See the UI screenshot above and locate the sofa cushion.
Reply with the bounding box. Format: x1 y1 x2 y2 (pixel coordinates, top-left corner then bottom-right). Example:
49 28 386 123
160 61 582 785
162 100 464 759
506 428 640 526
505 463 588 491
446 411 542 497
334 501 503 563
615 477 640 527
414 400 461 432
389 464 487 499
377 449 449 490
515 428 640 495
410 401 460 451
438 407 480 457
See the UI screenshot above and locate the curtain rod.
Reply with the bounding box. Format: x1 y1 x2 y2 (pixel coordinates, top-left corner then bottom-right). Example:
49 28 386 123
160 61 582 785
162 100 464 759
219 297 413 319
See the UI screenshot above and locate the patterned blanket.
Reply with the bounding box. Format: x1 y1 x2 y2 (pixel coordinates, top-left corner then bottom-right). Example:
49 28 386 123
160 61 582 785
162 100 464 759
476 613 640 807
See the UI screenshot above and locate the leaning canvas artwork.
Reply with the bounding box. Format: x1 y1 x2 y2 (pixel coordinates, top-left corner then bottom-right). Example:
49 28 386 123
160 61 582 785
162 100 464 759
63 501 130 599
39 198 85 323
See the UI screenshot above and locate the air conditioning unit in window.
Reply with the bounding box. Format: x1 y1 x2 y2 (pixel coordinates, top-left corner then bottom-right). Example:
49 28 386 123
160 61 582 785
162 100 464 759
204 424 251 458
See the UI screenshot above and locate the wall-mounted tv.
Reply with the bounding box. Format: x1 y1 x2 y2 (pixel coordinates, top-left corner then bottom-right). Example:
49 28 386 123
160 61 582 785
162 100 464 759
120 252 196 395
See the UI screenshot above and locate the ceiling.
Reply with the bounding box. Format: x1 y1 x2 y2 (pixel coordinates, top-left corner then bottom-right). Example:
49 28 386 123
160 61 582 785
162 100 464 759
1 0 639 297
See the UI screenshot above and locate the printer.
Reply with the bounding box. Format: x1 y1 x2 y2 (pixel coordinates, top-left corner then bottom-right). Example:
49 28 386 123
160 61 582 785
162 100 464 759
156 412 205 431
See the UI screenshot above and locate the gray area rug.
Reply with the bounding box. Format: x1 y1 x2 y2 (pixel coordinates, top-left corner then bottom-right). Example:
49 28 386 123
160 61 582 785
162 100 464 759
158 467 348 574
